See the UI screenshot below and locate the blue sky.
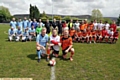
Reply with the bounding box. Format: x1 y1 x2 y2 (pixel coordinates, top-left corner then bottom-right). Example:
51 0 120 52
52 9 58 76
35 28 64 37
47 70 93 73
0 0 120 17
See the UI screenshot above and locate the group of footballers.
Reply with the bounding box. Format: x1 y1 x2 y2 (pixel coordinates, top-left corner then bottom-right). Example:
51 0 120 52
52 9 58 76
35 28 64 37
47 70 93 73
8 17 119 62
36 27 74 62
68 20 119 44
36 19 119 62
8 17 43 42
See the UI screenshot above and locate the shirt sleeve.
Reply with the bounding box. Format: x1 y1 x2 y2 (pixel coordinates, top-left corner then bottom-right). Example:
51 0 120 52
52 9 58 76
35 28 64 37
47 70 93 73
36 35 40 43
10 22 12 27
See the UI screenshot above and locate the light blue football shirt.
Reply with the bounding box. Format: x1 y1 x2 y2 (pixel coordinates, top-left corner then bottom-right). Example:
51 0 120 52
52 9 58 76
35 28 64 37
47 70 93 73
10 21 17 29
8 29 15 35
23 20 28 29
36 34 49 47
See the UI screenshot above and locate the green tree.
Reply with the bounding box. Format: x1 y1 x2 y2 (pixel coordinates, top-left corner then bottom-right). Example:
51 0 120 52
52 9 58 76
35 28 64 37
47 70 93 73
53 16 62 20
47 16 52 20
41 11 46 17
63 16 71 21
29 4 40 19
34 5 40 20
29 4 33 19
103 18 112 24
117 14 120 26
71 17 79 21
0 11 6 22
41 17 47 21
91 9 103 21
0 6 11 22
41 11 49 21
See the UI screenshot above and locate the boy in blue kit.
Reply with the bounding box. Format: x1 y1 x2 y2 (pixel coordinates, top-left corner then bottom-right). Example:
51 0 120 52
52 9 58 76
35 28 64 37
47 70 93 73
36 28 49 62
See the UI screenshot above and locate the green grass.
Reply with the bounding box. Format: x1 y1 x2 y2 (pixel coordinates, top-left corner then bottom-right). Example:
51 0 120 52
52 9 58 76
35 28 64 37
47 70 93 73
0 24 120 80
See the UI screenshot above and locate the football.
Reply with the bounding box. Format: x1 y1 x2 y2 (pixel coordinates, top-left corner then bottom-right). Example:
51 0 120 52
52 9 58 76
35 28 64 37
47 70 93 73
49 58 56 66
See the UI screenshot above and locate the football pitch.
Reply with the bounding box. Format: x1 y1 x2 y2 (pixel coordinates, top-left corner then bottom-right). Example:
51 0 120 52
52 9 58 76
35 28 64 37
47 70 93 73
0 24 120 80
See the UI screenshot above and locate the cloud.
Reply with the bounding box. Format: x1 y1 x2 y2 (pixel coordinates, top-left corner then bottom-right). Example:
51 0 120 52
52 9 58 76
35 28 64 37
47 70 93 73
74 0 96 2
0 0 120 17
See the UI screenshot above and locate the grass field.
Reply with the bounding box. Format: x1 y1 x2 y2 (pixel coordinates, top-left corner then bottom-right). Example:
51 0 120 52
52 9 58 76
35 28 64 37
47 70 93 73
0 24 120 80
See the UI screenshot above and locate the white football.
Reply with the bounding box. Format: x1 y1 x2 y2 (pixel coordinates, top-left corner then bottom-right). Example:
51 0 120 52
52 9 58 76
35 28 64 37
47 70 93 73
49 58 56 66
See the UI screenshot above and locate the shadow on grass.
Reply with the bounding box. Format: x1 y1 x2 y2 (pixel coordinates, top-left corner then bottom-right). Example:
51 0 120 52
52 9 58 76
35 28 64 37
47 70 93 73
57 55 70 61
27 54 38 60
27 53 47 61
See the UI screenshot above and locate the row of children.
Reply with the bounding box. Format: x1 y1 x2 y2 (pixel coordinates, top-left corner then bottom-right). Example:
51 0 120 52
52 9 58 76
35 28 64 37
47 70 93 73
68 26 119 44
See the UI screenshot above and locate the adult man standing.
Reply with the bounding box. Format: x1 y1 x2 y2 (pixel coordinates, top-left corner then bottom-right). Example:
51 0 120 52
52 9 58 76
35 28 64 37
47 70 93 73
31 19 38 29
38 19 44 28
93 19 98 30
17 18 23 31
98 20 104 31
36 28 49 62
58 20 62 34
27 18 32 30
23 17 28 31
104 21 110 33
52 18 58 29
45 19 51 34
68 19 73 30
10 18 17 31
74 20 80 31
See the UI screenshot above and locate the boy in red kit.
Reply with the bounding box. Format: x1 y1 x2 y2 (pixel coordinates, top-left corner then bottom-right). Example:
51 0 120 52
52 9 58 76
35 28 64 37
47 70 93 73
110 20 117 32
102 27 109 43
74 29 82 42
60 29 75 61
87 28 92 43
113 30 119 43
88 21 94 31
81 30 88 43
109 28 114 43
91 29 97 43
96 29 102 43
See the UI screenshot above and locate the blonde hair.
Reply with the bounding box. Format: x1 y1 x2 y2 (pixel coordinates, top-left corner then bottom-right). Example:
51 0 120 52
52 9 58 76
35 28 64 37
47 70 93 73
42 27 47 31
51 27 58 31
63 27 69 31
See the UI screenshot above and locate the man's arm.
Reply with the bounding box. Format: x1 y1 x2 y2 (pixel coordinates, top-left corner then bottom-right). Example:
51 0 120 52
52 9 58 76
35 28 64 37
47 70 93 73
36 35 45 50
36 42 45 50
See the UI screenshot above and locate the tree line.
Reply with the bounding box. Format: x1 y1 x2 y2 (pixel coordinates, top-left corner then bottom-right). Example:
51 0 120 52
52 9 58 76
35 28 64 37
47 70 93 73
0 4 120 25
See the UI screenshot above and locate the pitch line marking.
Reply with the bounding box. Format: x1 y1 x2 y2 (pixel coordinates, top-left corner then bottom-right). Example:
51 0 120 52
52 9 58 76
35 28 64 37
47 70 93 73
50 58 56 80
